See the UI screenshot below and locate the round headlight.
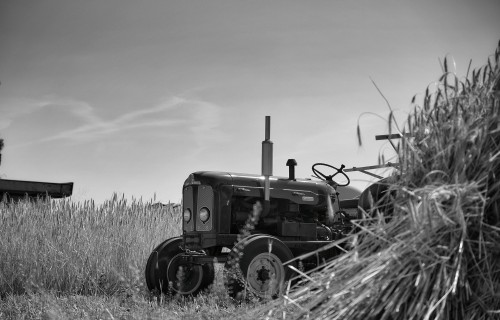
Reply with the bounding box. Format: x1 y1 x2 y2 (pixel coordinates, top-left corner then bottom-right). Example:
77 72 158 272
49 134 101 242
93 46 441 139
183 209 191 223
199 207 210 223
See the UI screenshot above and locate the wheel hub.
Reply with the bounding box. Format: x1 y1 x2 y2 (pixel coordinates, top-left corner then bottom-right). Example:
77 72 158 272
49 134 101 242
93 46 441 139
257 265 270 282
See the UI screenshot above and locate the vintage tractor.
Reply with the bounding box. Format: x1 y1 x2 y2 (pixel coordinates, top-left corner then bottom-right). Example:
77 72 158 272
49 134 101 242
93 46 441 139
145 117 395 298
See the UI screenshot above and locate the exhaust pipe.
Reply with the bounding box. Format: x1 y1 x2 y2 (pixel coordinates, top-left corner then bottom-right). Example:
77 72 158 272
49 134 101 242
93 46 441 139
286 159 297 180
262 116 273 216
262 116 273 177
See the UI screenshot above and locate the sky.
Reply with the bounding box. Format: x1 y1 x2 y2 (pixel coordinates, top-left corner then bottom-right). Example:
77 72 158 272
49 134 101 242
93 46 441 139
0 0 499 204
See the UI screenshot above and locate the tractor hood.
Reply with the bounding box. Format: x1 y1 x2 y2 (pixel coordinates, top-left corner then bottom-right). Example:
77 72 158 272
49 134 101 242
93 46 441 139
184 171 336 206
185 171 332 191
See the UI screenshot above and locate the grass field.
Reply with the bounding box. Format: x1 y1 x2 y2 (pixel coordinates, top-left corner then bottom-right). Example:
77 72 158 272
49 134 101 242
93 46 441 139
1 42 499 319
0 196 259 319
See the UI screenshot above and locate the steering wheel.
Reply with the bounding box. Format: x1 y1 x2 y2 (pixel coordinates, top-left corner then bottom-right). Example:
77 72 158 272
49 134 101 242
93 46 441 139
312 163 350 187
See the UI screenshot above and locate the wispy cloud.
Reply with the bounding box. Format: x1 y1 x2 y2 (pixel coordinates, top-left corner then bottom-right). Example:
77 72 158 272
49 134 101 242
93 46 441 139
39 97 184 142
2 95 227 148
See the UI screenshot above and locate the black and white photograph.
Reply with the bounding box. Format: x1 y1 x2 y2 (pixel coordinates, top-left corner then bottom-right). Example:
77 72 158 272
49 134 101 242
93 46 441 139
1 1 499 319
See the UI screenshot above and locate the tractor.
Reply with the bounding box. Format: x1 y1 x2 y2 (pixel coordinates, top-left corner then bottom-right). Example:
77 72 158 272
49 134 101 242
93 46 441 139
145 117 395 299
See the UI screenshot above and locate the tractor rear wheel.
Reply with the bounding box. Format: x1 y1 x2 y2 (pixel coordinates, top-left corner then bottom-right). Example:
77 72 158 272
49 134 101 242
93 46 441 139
145 237 214 295
358 177 395 219
224 235 295 300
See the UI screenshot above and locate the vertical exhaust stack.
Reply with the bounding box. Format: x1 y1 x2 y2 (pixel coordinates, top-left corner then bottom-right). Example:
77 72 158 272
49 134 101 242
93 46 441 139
286 159 297 180
262 116 273 216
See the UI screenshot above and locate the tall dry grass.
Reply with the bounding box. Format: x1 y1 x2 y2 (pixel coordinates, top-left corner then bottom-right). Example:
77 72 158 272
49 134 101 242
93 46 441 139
0 194 181 297
253 42 500 319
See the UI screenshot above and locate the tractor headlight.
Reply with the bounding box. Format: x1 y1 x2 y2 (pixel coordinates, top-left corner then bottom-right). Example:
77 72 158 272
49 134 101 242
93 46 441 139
183 209 192 223
199 207 210 223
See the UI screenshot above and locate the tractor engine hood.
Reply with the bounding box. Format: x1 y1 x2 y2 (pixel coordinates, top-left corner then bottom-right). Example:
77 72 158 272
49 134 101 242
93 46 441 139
184 171 336 206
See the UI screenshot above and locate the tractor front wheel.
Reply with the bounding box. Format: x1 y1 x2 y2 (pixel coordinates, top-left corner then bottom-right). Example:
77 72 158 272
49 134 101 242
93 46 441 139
145 237 214 295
